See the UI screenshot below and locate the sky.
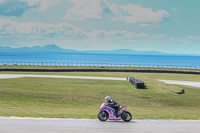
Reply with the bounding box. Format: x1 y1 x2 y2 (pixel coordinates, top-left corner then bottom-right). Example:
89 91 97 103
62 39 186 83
0 0 200 54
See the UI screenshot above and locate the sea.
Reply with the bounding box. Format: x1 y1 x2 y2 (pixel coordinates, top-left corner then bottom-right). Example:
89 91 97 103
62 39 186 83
0 52 200 69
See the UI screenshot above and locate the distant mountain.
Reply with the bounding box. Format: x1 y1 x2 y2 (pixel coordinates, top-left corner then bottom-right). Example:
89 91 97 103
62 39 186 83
0 44 77 53
0 44 196 56
84 49 169 55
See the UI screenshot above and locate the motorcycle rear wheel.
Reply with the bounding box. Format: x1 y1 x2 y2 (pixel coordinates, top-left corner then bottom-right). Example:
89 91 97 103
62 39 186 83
98 111 108 121
121 111 132 122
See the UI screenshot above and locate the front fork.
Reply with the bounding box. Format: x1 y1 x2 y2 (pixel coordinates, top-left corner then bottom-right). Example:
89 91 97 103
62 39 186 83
118 110 123 115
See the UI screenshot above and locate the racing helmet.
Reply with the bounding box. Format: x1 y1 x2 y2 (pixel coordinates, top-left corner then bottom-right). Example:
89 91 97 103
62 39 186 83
105 96 111 102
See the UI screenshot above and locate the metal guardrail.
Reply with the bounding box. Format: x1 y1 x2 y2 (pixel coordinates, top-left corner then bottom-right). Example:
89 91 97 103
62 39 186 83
0 61 198 69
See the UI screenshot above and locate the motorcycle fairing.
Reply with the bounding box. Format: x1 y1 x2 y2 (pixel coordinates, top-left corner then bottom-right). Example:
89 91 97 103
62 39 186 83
102 106 121 120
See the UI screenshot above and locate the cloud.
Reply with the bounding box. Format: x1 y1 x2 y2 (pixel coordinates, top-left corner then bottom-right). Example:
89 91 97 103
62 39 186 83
109 4 169 23
186 36 200 40
63 0 102 20
0 0 36 17
171 8 179 12
64 0 169 24
22 0 60 11
140 24 150 27
89 29 168 40
0 0 60 17
0 18 168 44
0 18 86 37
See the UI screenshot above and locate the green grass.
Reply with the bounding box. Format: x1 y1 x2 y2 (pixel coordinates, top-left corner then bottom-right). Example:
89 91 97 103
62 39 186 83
0 71 200 119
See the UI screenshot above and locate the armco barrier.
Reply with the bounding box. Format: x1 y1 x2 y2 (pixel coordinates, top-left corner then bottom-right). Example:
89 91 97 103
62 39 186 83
1 68 200 75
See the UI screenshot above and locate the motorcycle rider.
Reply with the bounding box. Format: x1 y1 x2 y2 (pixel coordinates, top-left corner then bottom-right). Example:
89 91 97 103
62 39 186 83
105 96 120 116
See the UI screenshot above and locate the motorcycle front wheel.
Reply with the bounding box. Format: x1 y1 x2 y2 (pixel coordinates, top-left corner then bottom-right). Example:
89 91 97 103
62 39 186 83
98 111 108 121
121 111 132 122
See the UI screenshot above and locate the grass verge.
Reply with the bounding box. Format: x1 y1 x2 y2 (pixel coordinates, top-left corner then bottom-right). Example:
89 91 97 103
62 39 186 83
1 65 200 72
0 71 200 119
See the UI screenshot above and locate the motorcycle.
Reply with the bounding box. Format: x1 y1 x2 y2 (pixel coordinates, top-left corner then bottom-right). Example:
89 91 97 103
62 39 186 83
97 103 132 122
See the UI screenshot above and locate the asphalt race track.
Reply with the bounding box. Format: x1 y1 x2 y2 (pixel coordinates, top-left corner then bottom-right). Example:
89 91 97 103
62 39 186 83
1 74 200 88
0 74 126 80
0 117 200 133
158 79 200 88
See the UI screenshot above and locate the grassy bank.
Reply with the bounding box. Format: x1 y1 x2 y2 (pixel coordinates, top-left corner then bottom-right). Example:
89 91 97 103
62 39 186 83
0 72 200 119
1 65 200 72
